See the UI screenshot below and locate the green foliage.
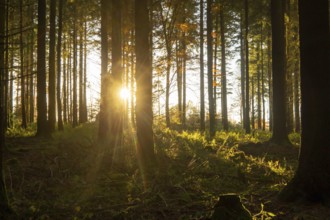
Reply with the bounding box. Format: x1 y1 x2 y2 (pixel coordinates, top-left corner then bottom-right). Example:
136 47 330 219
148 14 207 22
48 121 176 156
4 123 299 219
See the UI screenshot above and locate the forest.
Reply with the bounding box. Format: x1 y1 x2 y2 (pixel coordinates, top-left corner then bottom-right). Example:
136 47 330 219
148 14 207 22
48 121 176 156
0 0 329 219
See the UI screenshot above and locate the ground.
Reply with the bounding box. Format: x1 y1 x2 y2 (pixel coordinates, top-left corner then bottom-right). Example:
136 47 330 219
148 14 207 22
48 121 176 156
3 123 330 219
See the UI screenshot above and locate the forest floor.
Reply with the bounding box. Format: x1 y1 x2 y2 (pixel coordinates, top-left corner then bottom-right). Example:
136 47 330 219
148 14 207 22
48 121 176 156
3 123 330 219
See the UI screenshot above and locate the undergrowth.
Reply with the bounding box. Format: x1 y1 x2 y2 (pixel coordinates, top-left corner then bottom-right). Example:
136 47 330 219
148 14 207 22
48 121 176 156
4 123 299 219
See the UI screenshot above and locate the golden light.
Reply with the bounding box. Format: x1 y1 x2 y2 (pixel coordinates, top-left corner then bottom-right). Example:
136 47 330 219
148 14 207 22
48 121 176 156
119 87 130 100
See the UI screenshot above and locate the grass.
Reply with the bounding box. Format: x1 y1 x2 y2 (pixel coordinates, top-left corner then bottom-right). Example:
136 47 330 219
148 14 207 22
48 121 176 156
3 123 303 219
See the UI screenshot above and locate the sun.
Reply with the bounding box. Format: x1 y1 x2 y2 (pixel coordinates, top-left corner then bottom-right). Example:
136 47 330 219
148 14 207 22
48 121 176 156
119 87 130 100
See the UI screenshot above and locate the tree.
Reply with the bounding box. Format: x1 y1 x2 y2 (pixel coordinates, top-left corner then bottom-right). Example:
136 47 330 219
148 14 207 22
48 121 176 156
98 0 110 140
135 0 156 177
279 0 330 203
219 2 228 131
0 0 10 214
269 0 290 145
36 0 49 136
200 0 205 132
57 0 64 131
207 0 215 138
48 0 56 132
20 0 27 129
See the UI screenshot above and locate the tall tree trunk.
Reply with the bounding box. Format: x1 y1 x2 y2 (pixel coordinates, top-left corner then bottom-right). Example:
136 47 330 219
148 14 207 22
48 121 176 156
207 0 215 138
37 0 49 136
0 0 10 213
79 26 84 124
200 0 205 132
257 40 262 130
251 75 255 130
135 0 156 179
261 27 266 131
279 0 330 203
63 37 67 123
244 0 251 133
29 3 34 124
240 12 246 129
267 31 273 131
270 0 290 145
98 0 110 140
57 0 64 130
82 20 88 123
72 6 78 127
220 4 228 131
182 36 186 128
176 40 183 124
20 0 27 129
293 60 300 132
110 0 123 146
48 0 56 132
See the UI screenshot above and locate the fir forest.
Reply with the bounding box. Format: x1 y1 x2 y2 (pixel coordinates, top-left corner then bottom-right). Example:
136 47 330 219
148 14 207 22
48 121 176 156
0 0 329 219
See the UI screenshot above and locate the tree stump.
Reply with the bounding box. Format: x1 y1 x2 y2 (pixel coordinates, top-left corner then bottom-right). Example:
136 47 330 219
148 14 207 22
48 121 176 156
211 194 252 220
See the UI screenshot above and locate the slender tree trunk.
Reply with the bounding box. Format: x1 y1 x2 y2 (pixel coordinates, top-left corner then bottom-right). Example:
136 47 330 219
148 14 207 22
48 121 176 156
251 75 255 130
63 37 67 123
220 4 228 131
37 0 49 136
200 0 205 132
48 0 56 132
29 3 34 124
57 0 64 130
135 0 156 178
79 26 84 124
98 0 110 140
240 12 246 129
261 27 266 131
257 41 262 130
110 0 123 146
293 61 300 132
72 6 78 128
82 20 88 123
0 0 10 213
5 0 9 128
20 0 27 129
244 0 251 133
207 0 215 138
176 40 183 124
182 37 186 128
267 31 273 131
130 29 135 127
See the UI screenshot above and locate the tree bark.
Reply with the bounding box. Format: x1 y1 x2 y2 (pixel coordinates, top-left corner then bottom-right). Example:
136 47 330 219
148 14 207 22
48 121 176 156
207 0 215 138
279 0 330 203
57 0 64 130
135 0 156 178
270 0 290 145
244 0 251 133
37 0 49 136
200 0 205 132
220 4 228 131
20 0 27 129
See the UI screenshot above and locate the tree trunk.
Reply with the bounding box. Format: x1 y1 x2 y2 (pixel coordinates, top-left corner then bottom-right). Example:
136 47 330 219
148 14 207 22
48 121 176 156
79 26 84 124
244 0 251 133
57 0 64 130
20 0 27 129
267 31 273 131
110 0 123 146
135 0 156 178
270 0 290 145
48 0 56 132
0 0 10 214
293 61 300 132
37 0 49 136
207 0 215 138
220 4 228 131
98 0 110 140
200 0 205 132
279 0 330 203
240 12 246 129
72 6 78 128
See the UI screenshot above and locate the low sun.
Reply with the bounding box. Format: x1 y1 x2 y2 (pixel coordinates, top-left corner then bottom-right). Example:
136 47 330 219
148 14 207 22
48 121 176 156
120 87 130 100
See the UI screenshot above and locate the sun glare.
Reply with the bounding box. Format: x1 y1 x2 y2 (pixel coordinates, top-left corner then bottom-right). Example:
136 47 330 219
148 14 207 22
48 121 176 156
120 87 130 100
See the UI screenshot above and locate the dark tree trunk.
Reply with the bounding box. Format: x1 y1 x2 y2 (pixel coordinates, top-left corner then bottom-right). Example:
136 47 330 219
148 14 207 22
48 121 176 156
37 0 49 136
244 0 251 133
72 7 78 128
176 40 183 124
220 4 228 131
82 21 88 123
20 0 27 129
240 12 246 128
29 4 34 124
63 37 67 123
135 0 156 177
79 27 84 124
267 32 273 131
293 61 300 132
257 41 262 130
48 0 56 132
279 0 330 203
0 0 10 214
200 0 205 132
110 0 123 145
261 28 266 131
251 75 255 130
270 0 290 145
57 0 64 131
207 0 215 138
98 0 110 140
